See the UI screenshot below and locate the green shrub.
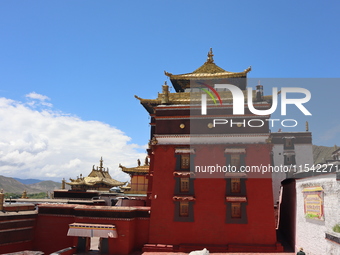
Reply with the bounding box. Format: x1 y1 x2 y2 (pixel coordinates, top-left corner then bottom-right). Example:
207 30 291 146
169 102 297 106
4 193 21 199
333 224 340 233
4 192 48 199
27 192 48 199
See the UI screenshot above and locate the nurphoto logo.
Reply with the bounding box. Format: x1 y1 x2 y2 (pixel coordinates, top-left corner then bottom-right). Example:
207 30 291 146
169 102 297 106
199 84 312 128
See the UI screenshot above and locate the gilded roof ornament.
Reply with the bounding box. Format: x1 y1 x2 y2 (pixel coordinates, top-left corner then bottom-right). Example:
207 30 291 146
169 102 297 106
144 156 149 166
151 136 158 145
99 157 104 171
207 48 214 63
134 95 142 100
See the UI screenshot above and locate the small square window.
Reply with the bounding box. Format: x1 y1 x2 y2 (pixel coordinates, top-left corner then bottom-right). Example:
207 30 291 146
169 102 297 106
180 178 189 193
179 201 189 217
231 202 241 218
231 178 241 193
181 154 190 170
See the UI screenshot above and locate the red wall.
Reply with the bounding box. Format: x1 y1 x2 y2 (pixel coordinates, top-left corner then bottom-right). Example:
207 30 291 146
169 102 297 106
32 204 150 255
34 213 75 253
0 241 34 254
0 213 36 254
148 144 279 250
134 218 150 250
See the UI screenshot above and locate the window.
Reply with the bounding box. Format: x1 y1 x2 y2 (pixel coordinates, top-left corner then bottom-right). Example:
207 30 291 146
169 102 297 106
180 178 189 193
181 154 190 169
231 178 241 193
230 154 240 169
283 137 294 150
231 203 241 218
225 178 247 224
174 200 194 222
284 154 296 165
179 201 189 217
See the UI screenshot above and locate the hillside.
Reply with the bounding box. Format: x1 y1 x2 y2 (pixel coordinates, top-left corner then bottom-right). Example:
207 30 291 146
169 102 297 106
28 180 68 192
313 145 337 164
0 175 65 194
0 175 42 193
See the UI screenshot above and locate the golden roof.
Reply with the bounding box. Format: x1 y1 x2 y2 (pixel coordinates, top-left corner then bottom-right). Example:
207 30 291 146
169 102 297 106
67 176 126 187
135 49 272 113
135 90 272 105
66 157 126 187
135 90 272 114
165 48 251 80
119 157 149 175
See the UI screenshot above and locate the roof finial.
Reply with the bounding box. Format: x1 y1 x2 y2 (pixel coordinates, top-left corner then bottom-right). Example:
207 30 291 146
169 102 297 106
99 157 103 171
207 48 214 63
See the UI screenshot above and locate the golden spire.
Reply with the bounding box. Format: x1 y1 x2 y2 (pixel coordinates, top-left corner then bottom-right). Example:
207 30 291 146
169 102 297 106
207 48 214 63
99 157 104 171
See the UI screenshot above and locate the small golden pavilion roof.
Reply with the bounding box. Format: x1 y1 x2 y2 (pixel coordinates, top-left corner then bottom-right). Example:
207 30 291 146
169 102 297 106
66 157 126 187
165 48 251 92
119 157 149 175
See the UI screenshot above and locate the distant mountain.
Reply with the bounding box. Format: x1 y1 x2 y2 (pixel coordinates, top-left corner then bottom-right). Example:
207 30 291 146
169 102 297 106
0 175 66 194
28 180 68 192
313 145 337 164
13 177 44 185
0 175 42 193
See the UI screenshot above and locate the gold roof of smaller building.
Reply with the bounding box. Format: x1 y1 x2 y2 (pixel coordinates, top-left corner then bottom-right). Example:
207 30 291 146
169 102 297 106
119 157 149 175
66 157 126 187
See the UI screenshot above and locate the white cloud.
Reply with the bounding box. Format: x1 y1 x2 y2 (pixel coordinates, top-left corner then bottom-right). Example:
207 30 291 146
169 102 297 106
0 95 147 183
26 92 50 101
25 92 53 108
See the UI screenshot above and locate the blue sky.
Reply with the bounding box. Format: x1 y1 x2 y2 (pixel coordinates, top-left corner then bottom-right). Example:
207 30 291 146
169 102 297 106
0 1 339 181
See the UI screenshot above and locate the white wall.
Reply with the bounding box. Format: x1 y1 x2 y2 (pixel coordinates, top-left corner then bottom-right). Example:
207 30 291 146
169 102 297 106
295 174 340 254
